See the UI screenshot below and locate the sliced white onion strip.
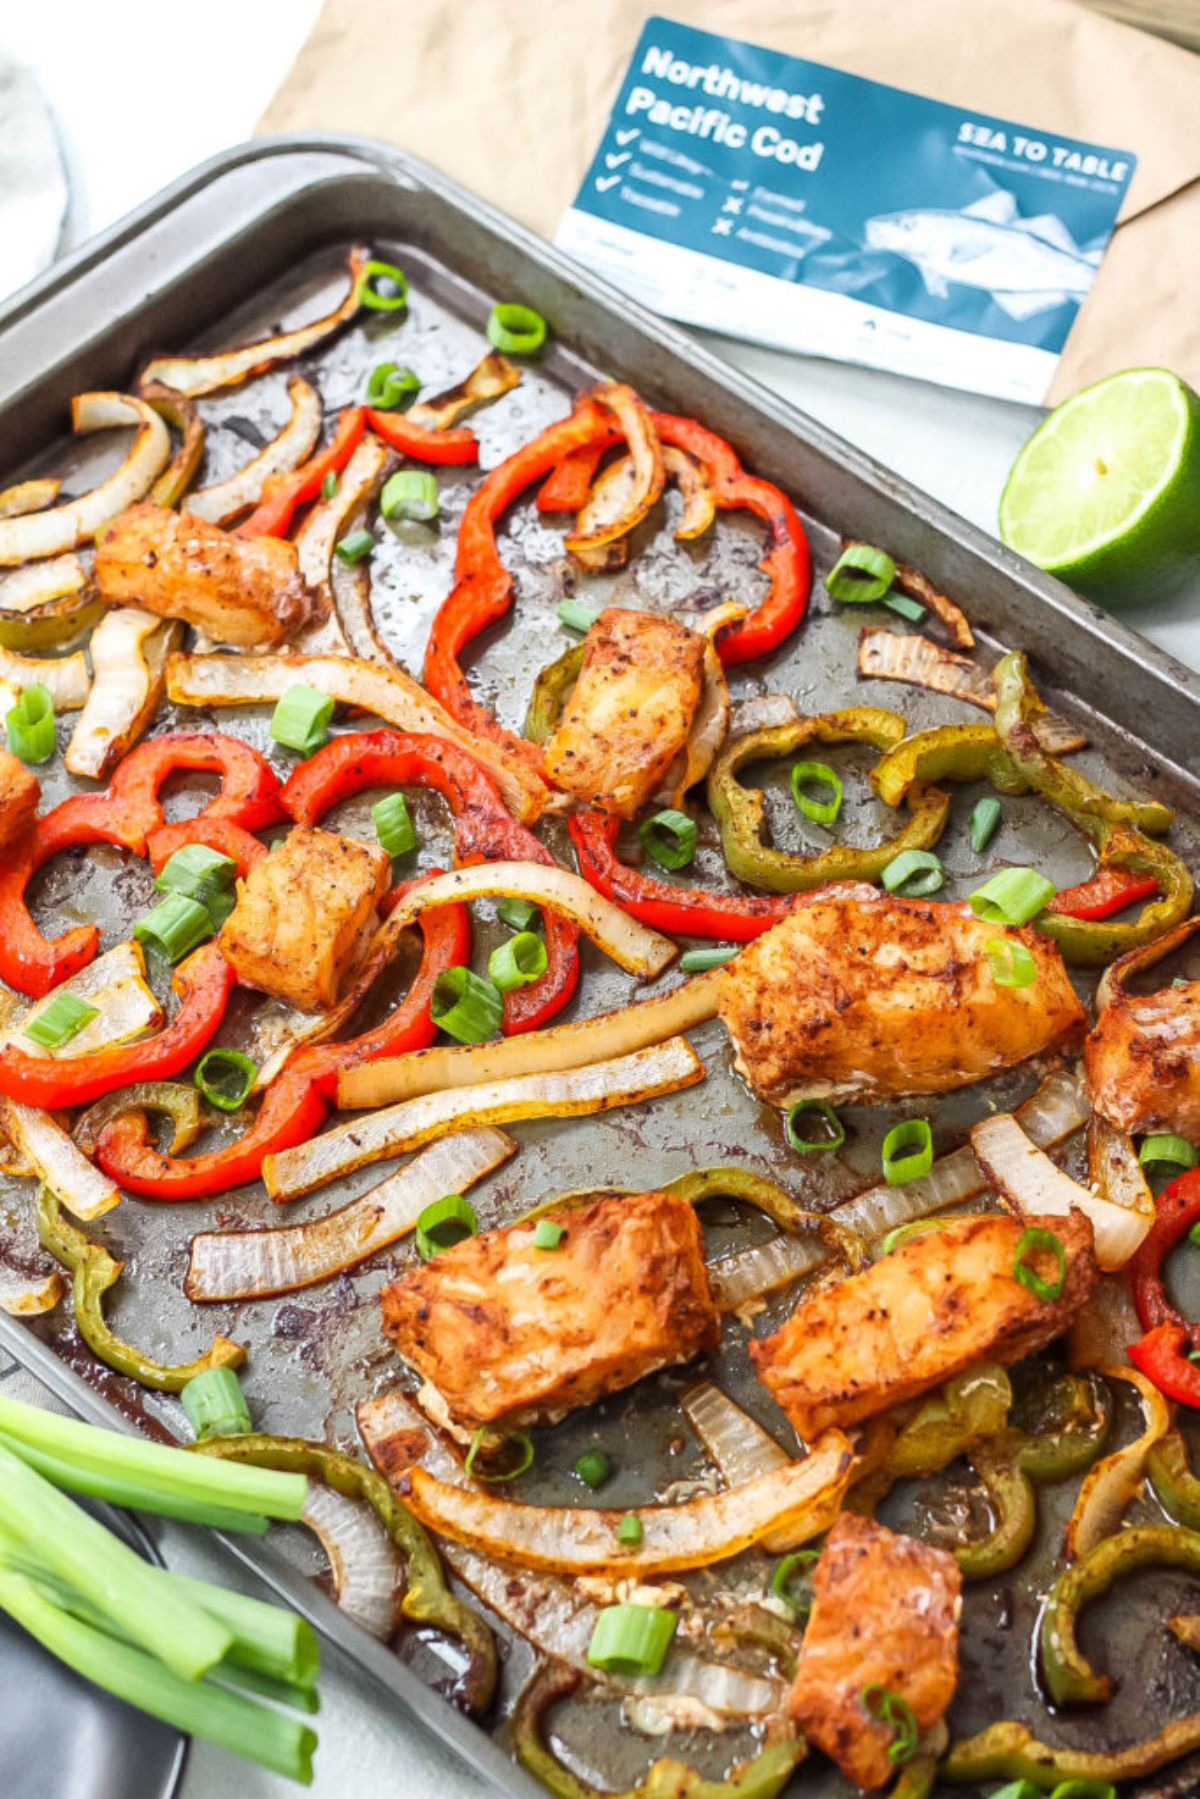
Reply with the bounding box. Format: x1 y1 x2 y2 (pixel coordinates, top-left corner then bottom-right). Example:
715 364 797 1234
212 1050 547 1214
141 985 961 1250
0 394 172 566
186 1128 516 1301
187 379 322 526
301 1483 401 1640
0 555 87 616
166 649 548 825
65 609 181 779
858 628 1084 755
0 479 61 520
403 1432 851 1575
0 643 90 710
406 351 520 431
292 436 390 660
0 1097 120 1220
706 1234 826 1314
682 1384 789 1487
338 968 722 1110
1088 1114 1154 1221
0 942 161 1058
1064 1367 1170 1562
267 1036 705 1202
728 694 798 738
970 1111 1151 1272
654 631 733 812
0 1265 65 1316
139 248 369 398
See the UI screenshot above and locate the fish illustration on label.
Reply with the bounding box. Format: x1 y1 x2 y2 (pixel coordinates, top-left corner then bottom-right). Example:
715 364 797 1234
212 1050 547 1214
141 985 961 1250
862 190 1102 321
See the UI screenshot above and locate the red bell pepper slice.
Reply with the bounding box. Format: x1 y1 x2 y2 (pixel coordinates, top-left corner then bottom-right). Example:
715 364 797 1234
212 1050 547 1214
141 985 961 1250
536 441 608 513
280 730 578 1033
147 816 268 881
1131 1165 1200 1343
236 407 366 539
1129 1321 1200 1408
95 899 469 1201
568 809 792 941
113 733 286 834
1049 867 1162 921
365 409 480 467
0 944 234 1110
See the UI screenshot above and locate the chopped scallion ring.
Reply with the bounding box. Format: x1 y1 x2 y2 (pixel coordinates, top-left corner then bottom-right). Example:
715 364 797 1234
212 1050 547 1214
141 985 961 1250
181 1366 252 1442
790 760 843 828
359 258 409 313
133 893 214 965
22 992 99 1052
464 1425 534 1483
557 598 600 634
1140 1134 1199 1172
639 809 697 872
986 938 1037 988
497 898 539 932
969 866 1055 926
372 792 417 858
785 1100 846 1156
586 1603 677 1677
486 302 547 356
881 848 944 897
155 844 237 927
381 469 439 522
488 931 548 992
533 1219 565 1251
415 1192 478 1263
6 682 56 765
320 471 338 501
270 683 335 757
883 592 926 624
969 796 1002 855
364 362 419 411
573 1450 614 1490
881 1118 934 1186
430 967 504 1043
334 528 375 565
679 946 738 973
1045 1783 1117 1799
825 544 896 604
860 1684 919 1765
194 1048 257 1113
1012 1225 1067 1302
770 1548 820 1619
617 1513 643 1547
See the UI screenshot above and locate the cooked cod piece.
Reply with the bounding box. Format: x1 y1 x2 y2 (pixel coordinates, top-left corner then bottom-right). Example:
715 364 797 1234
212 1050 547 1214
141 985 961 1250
218 826 390 1013
1087 975 1200 1140
380 1191 720 1428
95 503 315 648
789 1513 961 1790
752 1211 1097 1440
0 750 39 854
718 884 1085 1107
543 607 705 818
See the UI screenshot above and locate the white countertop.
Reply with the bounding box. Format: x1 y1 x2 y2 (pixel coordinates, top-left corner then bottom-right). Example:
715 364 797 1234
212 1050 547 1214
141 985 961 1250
2 6 1198 1798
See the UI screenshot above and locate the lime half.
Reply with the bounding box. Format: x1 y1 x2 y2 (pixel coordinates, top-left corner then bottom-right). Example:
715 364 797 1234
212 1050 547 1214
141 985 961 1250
999 367 1200 607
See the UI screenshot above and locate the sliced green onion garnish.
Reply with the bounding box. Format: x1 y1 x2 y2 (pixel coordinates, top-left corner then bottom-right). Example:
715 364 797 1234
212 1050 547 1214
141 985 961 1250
381 469 440 522
825 544 896 604
488 931 548 992
558 598 600 634
969 866 1055 926
785 1100 846 1156
194 1049 257 1113
969 796 1002 854
679 946 738 973
486 302 547 356
1140 1134 1199 1172
770 1548 820 1618
881 1118 934 1186
372 792 417 858
881 848 944 896
430 967 504 1043
6 682 56 765
364 362 419 410
464 1427 534 1483
883 592 926 624
573 1450 614 1491
181 1367 253 1442
586 1604 677 1676
1012 1225 1067 1302
415 1192 478 1262
617 1513 643 1547
155 844 237 926
270 684 335 757
790 760 842 827
986 1784 1042 1799
986 938 1037 988
639 809 697 872
133 893 214 964
22 992 99 1052
334 528 375 565
533 1219 565 1251
359 258 409 312
320 471 338 501
879 1219 949 1257
1046 1782 1117 1799
497 898 539 932
861 1683 919 1765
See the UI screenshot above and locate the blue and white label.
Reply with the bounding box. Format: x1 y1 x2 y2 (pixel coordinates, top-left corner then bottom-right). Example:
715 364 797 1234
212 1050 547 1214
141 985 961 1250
557 17 1135 404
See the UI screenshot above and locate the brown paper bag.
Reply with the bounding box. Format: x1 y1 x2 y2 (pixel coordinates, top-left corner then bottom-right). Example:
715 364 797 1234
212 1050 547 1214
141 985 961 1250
260 0 1200 403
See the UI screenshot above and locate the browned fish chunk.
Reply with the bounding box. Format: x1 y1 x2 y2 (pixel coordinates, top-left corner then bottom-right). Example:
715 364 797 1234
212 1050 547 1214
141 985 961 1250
789 1513 961 1789
1087 977 1200 1140
751 1211 1097 1440
381 1191 720 1428
0 749 39 854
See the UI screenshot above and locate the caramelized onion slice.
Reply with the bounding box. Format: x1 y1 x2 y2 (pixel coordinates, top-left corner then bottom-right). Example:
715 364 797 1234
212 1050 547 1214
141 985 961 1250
0 643 90 710
301 1484 401 1641
143 385 206 510
187 378 322 526
970 1110 1151 1272
0 555 87 615
1 942 162 1057
843 546 974 649
682 1384 789 1488
407 352 520 430
858 629 1085 755
663 445 716 541
138 247 369 397
267 1037 705 1202
705 1234 827 1314
0 480 61 520
0 1098 120 1220
0 1265 65 1317
0 394 172 566
65 609 181 779
292 436 390 660
1064 1367 1170 1562
565 385 664 556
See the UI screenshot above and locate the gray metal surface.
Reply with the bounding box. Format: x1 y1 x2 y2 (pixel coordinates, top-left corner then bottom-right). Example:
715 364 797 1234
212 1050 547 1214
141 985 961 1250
2 136 1200 1797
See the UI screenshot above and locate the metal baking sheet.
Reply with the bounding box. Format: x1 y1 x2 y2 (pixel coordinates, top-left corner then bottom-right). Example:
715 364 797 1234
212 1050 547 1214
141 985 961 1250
2 136 1200 1798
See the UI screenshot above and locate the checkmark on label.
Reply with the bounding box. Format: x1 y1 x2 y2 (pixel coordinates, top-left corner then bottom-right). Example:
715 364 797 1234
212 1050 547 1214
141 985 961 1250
615 128 640 145
595 175 622 193
605 151 632 170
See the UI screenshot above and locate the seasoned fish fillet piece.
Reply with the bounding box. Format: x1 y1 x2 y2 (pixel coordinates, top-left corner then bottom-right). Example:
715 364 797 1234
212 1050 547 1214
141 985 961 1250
543 607 705 818
1087 978 1200 1139
95 503 314 648
789 1513 961 1790
381 1191 720 1428
218 826 389 1013
752 1211 1097 1440
0 750 39 854
718 885 1085 1106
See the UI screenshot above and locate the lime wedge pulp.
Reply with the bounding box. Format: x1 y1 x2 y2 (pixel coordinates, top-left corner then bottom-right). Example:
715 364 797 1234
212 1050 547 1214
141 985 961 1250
999 367 1200 608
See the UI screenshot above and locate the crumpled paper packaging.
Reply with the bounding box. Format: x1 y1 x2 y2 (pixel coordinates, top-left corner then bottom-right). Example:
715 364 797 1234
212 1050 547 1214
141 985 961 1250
259 0 1200 404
